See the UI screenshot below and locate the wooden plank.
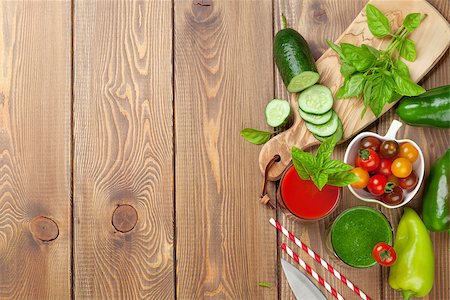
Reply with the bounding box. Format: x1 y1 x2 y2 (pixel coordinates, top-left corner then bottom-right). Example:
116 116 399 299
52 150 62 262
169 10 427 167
379 1 450 298
0 1 71 299
174 0 277 298
73 1 174 298
273 1 383 300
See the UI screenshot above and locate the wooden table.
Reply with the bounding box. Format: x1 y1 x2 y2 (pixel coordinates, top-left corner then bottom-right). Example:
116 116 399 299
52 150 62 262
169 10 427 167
0 0 448 299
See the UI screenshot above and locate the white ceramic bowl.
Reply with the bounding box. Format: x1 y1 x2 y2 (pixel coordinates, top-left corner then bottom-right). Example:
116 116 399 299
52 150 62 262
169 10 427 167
344 120 425 209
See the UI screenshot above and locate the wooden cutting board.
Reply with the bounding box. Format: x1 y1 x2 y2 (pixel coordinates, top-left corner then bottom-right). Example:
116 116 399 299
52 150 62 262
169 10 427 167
259 0 450 180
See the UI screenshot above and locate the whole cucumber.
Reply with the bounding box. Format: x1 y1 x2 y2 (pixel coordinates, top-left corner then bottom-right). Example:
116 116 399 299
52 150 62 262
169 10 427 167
422 149 449 232
396 85 450 128
274 15 319 93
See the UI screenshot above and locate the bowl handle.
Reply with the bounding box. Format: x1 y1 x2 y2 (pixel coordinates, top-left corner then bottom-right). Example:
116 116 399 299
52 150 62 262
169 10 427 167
384 120 403 140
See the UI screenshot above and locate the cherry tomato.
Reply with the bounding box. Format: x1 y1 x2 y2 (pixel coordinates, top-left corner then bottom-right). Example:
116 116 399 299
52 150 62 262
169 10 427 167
367 174 387 196
372 242 396 267
387 174 400 187
356 149 380 172
376 158 393 177
399 170 418 190
391 157 412 178
380 140 399 158
350 167 370 189
360 136 381 152
399 143 419 163
382 186 404 205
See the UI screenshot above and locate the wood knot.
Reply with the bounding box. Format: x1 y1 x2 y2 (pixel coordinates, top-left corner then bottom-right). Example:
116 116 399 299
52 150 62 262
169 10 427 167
112 204 138 233
30 216 59 242
311 2 328 23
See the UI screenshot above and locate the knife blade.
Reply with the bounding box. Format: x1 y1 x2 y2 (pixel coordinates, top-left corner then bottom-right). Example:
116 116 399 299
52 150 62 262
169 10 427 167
281 258 327 300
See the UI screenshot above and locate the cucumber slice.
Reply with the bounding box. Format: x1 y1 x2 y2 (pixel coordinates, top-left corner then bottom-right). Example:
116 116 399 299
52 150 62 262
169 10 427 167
265 99 291 127
298 84 334 114
313 116 343 143
274 28 319 93
298 108 332 125
287 71 320 93
306 111 339 137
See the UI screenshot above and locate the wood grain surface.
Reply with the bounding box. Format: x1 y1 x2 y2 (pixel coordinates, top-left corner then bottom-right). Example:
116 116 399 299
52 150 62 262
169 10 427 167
174 0 277 298
0 1 72 299
261 0 450 180
0 0 448 299
73 1 174 298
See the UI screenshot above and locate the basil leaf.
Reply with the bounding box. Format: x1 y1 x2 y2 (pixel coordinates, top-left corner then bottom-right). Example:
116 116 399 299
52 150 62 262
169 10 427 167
259 282 272 288
340 63 356 78
392 71 425 96
240 128 272 145
366 4 391 38
395 59 410 77
369 75 394 117
341 43 376 71
317 138 336 162
362 44 381 58
311 171 328 191
292 146 316 180
326 40 344 58
327 171 359 186
362 78 373 117
337 74 365 98
403 13 423 31
399 38 416 62
322 160 353 174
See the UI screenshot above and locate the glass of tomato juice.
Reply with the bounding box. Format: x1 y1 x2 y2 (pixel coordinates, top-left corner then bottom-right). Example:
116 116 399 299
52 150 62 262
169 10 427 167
278 163 340 221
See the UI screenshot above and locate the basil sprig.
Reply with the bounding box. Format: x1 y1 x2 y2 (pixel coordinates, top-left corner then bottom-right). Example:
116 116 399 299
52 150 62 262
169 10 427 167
328 4 426 117
291 138 358 190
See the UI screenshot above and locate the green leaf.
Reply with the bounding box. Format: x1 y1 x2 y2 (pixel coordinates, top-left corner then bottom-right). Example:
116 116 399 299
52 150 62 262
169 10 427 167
292 146 317 180
240 128 273 145
259 282 272 288
392 70 426 96
366 4 391 38
317 138 336 162
322 160 353 174
362 44 381 58
341 43 376 71
326 40 344 58
369 75 394 117
403 13 424 31
337 74 365 98
361 78 373 117
311 171 328 191
327 171 359 186
340 63 356 78
395 59 410 77
399 38 416 62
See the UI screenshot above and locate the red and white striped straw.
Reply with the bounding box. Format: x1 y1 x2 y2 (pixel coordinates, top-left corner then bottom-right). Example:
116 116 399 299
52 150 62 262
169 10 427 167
281 243 345 300
270 218 371 300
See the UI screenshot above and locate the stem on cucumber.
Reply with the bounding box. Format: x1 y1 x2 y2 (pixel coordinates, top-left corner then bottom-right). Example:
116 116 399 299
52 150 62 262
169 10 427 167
281 14 287 29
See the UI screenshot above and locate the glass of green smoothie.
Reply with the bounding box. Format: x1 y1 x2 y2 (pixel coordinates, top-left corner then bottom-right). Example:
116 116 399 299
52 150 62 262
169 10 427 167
326 206 393 268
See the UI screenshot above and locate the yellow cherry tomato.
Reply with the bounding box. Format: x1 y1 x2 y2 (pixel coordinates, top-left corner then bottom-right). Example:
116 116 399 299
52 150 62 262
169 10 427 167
398 142 419 163
391 157 412 178
350 167 370 189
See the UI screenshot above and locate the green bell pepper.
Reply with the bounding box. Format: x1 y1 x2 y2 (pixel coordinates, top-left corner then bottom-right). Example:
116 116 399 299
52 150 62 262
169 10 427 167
389 207 434 300
422 149 449 232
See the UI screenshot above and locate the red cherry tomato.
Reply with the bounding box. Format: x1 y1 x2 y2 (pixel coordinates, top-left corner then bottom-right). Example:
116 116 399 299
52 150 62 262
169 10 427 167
399 170 418 190
376 159 393 177
372 242 397 267
360 136 382 152
382 186 404 205
356 149 381 172
367 174 387 196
